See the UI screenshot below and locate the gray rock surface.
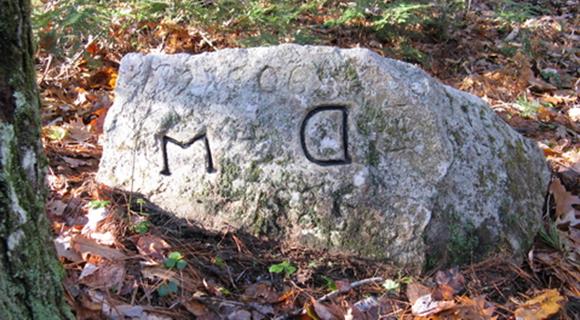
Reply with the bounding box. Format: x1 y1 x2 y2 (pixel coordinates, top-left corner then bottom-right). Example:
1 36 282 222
97 45 550 268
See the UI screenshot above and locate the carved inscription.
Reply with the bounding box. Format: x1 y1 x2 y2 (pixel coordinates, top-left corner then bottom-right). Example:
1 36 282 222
159 106 352 175
300 106 350 166
160 133 215 176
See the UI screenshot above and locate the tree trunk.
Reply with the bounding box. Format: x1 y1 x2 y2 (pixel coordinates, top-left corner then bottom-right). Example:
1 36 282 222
0 0 73 319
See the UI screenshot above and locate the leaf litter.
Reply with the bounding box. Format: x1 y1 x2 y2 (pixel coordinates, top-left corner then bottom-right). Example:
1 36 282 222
35 0 579 318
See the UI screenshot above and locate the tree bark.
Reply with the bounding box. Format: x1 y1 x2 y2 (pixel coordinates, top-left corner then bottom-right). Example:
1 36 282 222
0 0 73 318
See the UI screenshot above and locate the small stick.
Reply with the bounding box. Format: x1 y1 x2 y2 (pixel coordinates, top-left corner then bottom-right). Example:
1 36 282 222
318 277 384 303
275 276 384 319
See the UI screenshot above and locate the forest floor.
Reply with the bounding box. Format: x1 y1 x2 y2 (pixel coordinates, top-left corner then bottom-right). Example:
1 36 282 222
34 0 578 319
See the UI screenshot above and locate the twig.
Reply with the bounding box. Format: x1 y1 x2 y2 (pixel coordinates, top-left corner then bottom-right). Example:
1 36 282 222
318 277 384 303
274 276 384 320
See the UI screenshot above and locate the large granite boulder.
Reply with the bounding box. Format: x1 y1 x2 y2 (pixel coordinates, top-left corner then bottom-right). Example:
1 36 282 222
97 45 550 268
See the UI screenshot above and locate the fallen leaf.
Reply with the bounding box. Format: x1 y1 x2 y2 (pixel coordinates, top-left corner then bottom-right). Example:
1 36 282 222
411 294 455 317
54 234 83 262
65 119 93 144
141 266 178 282
80 261 126 291
407 283 432 304
79 262 99 280
134 234 171 261
71 235 126 260
514 289 564 320
81 207 108 234
102 304 144 319
90 231 115 246
61 156 90 168
432 268 465 301
242 282 279 304
451 296 497 320
528 76 557 92
46 198 67 216
313 300 341 320
549 178 580 233
183 299 211 317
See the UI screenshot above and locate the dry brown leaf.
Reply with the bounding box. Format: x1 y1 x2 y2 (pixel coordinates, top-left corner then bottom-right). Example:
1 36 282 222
514 289 564 320
528 76 557 92
433 268 465 300
54 234 83 262
46 198 67 216
141 266 178 282
549 178 580 226
65 119 93 144
451 296 497 320
242 282 280 304
407 283 432 304
71 235 126 260
134 234 171 261
183 299 211 317
411 294 455 317
88 66 118 89
80 261 126 291
61 156 90 168
313 299 342 320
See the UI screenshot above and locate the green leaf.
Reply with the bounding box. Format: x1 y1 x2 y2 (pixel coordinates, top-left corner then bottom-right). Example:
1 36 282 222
214 256 225 268
132 221 149 234
168 251 183 260
268 263 285 274
218 287 231 296
322 276 337 291
286 264 297 275
158 281 178 297
158 285 169 297
176 259 187 270
400 276 413 284
88 200 110 209
167 281 178 292
383 279 400 292
164 258 176 269
45 126 67 141
268 261 297 277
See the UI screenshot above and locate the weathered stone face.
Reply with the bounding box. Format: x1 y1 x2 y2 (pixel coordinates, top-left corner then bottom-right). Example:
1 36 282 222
97 45 550 268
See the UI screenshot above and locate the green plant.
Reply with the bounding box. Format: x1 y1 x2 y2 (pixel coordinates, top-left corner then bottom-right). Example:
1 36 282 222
135 198 149 216
157 280 178 297
268 261 297 277
515 96 541 118
44 126 67 142
218 287 231 296
165 251 187 270
131 221 150 234
383 279 400 292
539 222 562 251
496 0 548 24
321 275 337 291
213 256 226 268
88 199 110 209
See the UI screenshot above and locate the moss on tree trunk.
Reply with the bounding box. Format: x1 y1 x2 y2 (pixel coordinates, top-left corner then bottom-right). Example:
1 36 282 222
0 0 73 318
